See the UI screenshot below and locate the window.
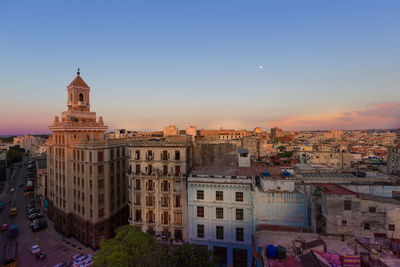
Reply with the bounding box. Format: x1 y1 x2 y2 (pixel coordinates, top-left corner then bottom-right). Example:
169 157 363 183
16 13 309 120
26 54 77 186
79 93 84 101
98 179 104 189
197 190 204 200
99 208 104 217
197 224 204 238
369 207 376 213
389 224 395 231
98 165 104 174
216 191 223 201
135 150 140 160
342 220 347 225
216 207 224 219
197 206 204 218
364 223 371 230
344 200 351 210
216 226 224 240
135 179 141 190
236 228 244 241
175 150 180 161
98 151 104 161
236 209 244 220
162 150 168 160
235 192 243 202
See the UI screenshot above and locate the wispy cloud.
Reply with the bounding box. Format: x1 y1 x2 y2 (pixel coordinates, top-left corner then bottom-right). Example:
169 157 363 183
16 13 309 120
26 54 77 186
268 102 400 130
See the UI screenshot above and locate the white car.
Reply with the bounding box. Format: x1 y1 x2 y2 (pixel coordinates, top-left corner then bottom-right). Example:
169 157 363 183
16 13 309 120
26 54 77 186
79 258 94 267
10 188 16 192
30 244 40 254
73 255 89 267
72 253 84 261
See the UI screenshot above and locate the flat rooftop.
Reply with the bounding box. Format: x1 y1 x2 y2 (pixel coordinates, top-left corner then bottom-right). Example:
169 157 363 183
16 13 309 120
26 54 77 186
313 183 358 195
190 165 267 177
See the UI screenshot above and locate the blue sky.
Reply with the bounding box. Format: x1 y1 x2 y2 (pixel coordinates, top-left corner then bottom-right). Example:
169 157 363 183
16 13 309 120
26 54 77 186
0 0 399 134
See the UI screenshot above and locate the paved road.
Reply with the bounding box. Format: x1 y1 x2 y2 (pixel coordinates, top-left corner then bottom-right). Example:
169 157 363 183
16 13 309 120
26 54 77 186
0 157 94 267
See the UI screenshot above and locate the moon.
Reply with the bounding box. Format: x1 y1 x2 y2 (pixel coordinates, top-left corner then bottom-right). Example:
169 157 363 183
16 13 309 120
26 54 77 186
258 65 263 70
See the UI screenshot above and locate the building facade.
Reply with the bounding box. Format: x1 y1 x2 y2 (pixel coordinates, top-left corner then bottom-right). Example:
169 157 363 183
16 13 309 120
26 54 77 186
46 71 128 248
127 136 192 241
0 152 6 181
187 166 256 267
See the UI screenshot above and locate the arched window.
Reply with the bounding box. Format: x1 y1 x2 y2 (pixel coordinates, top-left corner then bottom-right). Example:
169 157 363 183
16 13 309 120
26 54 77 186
70 94 72 101
79 93 84 102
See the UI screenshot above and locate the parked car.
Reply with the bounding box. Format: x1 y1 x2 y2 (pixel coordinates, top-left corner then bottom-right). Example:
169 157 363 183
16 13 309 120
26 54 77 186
29 213 44 221
0 201 4 211
24 191 34 197
72 254 84 261
79 258 93 267
72 255 90 267
30 245 40 254
27 208 40 215
0 224 8 231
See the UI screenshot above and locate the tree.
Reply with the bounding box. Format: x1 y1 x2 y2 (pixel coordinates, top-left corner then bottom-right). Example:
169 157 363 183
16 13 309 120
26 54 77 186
94 225 168 267
169 244 216 267
94 225 216 267
6 146 24 166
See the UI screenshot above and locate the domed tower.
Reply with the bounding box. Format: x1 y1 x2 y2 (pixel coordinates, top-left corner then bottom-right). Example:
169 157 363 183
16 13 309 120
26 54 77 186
67 68 91 112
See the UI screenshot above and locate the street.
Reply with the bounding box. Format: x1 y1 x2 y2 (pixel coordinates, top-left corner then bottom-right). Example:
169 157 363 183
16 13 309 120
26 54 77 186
0 157 94 267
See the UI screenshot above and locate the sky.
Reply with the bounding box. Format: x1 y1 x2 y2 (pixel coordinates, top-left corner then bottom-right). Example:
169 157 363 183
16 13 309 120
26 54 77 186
0 0 399 135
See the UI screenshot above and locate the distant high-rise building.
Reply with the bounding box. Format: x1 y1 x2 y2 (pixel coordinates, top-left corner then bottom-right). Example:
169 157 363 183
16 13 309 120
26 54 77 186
270 127 283 139
46 70 128 248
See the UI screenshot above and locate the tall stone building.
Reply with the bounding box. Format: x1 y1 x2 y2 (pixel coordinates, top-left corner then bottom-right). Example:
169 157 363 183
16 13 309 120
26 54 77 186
127 135 192 241
47 70 129 248
387 133 400 175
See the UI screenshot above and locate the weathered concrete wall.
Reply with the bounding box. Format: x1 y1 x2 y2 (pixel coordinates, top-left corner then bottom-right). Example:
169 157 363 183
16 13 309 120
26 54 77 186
254 189 309 227
193 141 239 167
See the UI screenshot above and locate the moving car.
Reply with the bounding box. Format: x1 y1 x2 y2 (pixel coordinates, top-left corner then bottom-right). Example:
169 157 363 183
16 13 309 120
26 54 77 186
24 191 34 197
79 258 94 267
9 188 16 192
9 208 17 216
0 224 8 231
30 245 40 254
27 208 40 215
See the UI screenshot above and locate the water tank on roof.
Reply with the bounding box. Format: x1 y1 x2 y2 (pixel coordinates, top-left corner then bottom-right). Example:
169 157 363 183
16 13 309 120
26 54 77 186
282 170 291 177
266 244 277 258
262 171 271 177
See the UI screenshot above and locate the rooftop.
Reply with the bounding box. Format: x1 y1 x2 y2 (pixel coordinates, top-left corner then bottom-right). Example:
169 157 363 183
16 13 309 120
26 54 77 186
68 73 89 88
359 193 400 205
190 165 267 177
313 183 358 195
129 135 192 147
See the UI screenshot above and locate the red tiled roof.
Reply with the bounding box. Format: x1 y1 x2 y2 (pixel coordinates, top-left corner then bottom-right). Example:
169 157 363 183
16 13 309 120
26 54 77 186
68 75 89 88
313 183 357 195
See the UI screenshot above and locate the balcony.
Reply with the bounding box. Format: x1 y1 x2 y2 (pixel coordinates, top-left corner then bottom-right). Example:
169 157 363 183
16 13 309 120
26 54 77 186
161 204 169 209
145 203 155 208
161 221 169 226
146 188 154 193
134 202 141 207
146 220 155 225
133 219 143 225
134 187 141 192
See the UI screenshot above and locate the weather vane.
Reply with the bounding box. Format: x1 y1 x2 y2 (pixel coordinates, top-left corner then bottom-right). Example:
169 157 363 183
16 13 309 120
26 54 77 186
77 68 80 76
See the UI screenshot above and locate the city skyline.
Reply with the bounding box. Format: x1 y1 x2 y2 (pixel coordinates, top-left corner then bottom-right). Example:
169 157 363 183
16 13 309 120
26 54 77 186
1 0 400 135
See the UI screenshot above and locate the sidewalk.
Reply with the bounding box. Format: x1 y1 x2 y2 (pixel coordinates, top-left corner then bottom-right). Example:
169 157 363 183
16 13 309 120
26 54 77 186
44 214 95 255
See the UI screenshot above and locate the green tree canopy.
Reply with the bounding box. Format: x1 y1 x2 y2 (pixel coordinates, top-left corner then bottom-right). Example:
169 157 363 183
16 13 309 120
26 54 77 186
94 225 216 267
6 146 24 166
